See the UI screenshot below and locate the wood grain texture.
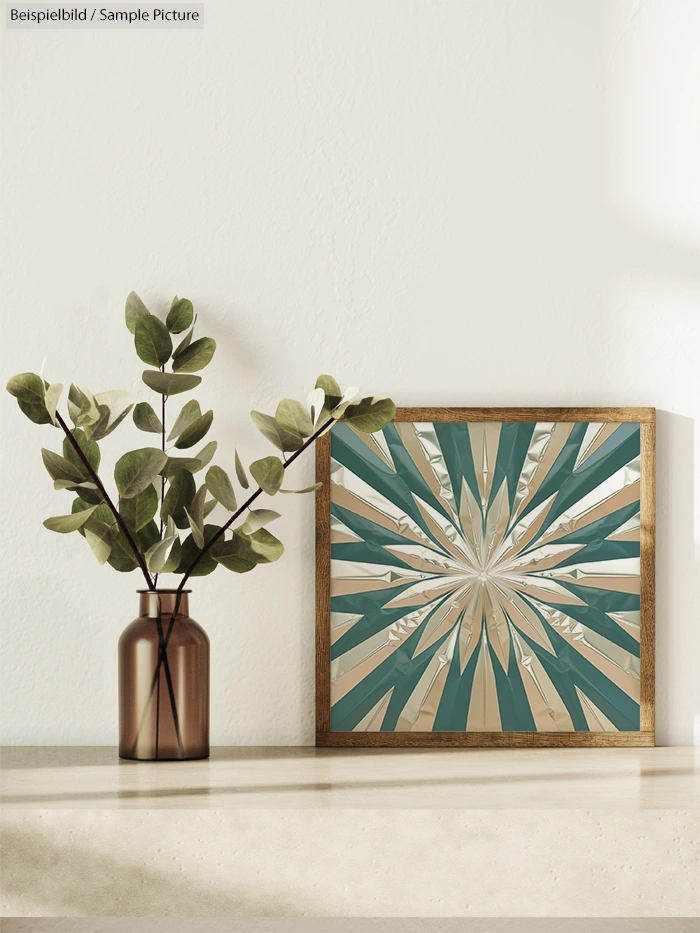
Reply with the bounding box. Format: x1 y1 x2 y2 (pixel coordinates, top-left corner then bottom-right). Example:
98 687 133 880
639 419 656 736
393 407 656 423
315 408 656 748
315 432 331 735
317 732 656 748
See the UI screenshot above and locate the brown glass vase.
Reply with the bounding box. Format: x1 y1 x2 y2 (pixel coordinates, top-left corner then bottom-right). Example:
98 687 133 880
119 590 209 761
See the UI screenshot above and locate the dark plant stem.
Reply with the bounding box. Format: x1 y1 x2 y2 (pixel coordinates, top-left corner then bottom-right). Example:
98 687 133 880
57 411 183 757
144 418 334 721
153 376 167 589
55 411 154 591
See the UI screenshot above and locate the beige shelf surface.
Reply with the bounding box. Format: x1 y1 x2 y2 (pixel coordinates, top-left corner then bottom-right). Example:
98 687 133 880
1 745 698 810
1 747 698 920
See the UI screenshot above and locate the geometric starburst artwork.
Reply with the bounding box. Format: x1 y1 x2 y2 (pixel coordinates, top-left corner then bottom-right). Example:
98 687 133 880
316 409 655 746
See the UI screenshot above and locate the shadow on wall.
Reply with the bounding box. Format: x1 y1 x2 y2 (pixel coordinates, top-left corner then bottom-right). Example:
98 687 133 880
655 412 699 746
0 822 317 917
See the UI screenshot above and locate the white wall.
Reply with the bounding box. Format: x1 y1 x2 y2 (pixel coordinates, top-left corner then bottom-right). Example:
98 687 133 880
1 0 698 746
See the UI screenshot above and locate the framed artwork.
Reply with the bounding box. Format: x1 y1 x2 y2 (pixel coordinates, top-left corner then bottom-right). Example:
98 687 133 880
315 408 655 747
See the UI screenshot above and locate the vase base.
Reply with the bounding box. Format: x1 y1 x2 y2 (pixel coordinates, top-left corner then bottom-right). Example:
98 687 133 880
119 752 210 762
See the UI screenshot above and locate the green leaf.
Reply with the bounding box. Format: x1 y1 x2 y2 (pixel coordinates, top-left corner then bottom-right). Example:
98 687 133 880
133 402 163 434
166 298 194 334
238 508 280 534
160 537 182 573
84 502 117 533
6 372 53 425
161 469 196 528
137 519 161 553
119 484 159 533
249 456 284 496
125 291 150 334
307 387 325 428
42 448 84 484
107 530 139 572
279 482 323 494
184 486 207 548
167 400 201 441
145 523 179 573
175 524 222 576
85 526 113 565
44 383 63 426
192 441 217 470
315 374 342 399
86 391 134 441
315 374 343 423
210 534 257 574
174 410 213 450
63 428 100 475
72 497 94 535
67 384 100 428
173 322 195 358
343 396 396 433
235 449 249 488
135 315 173 367
275 398 314 438
203 498 218 518
248 527 284 563
142 371 201 397
250 411 303 453
43 506 97 533
115 448 168 499
172 337 216 373
160 456 202 478
205 465 237 511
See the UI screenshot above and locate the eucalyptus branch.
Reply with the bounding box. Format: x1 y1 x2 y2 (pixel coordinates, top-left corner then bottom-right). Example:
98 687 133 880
55 411 154 590
181 416 331 584
144 417 335 718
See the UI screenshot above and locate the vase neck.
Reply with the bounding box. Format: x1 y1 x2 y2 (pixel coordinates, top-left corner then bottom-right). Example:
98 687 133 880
138 590 190 618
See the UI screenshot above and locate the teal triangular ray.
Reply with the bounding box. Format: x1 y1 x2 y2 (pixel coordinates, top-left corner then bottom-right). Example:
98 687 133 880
382 423 453 522
487 422 537 514
433 423 480 512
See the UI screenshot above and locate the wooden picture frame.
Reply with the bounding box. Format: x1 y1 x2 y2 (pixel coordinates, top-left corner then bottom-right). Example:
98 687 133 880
316 408 655 747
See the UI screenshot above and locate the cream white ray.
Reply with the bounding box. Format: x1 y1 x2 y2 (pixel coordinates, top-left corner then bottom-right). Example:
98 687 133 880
466 628 502 731
496 586 557 654
414 584 474 655
492 494 557 566
527 458 641 552
331 474 444 554
510 423 574 523
346 424 396 471
394 422 460 526
467 422 501 507
502 573 588 608
383 544 470 576
483 479 512 567
574 423 619 470
458 478 485 563
459 595 483 674
412 494 475 564
535 603 641 689
383 574 476 609
483 579 512 672
331 611 363 630
330 513 363 543
414 423 460 523
511 628 575 731
575 687 619 732
500 543 585 576
397 628 458 731
355 689 394 732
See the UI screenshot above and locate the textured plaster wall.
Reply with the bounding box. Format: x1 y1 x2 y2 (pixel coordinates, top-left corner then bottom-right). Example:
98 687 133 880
0 1 698 745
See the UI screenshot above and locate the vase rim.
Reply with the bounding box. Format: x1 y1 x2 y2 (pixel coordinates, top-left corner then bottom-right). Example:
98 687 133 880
137 588 192 594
